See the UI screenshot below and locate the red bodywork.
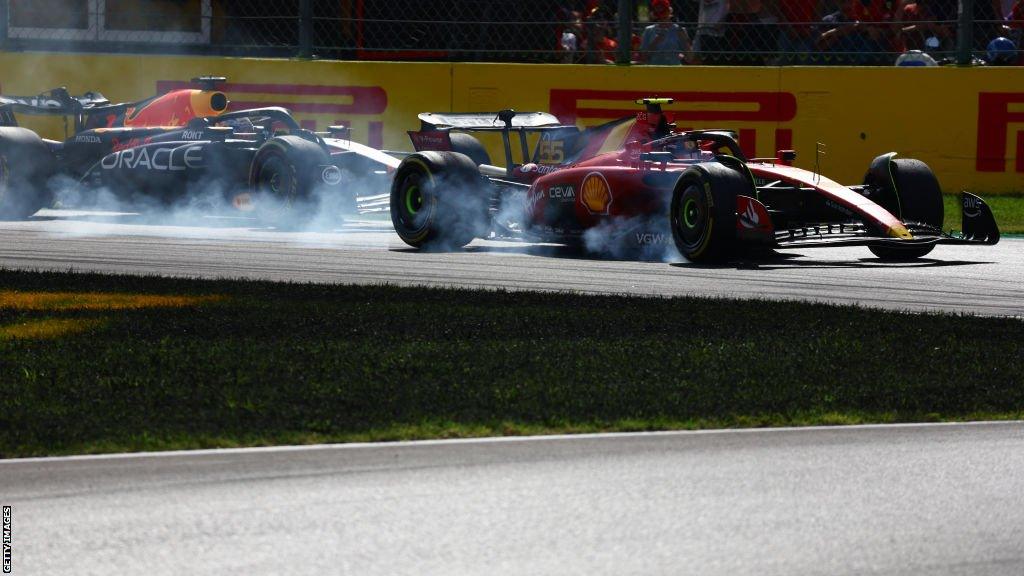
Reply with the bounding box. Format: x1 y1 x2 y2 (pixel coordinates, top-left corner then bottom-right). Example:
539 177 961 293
398 100 997 256
520 106 911 243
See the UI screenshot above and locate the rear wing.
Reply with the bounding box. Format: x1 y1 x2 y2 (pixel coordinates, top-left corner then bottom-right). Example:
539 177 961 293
0 88 110 126
407 110 568 178
417 111 563 131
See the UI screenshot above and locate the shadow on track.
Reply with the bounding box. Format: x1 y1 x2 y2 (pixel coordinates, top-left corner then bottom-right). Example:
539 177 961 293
391 243 663 262
674 251 994 271
394 242 994 270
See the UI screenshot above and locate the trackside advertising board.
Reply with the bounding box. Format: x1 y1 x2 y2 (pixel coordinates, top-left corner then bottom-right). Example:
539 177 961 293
2 52 1022 193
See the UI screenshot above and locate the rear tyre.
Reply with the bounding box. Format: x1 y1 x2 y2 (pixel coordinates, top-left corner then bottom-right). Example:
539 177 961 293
390 151 490 249
670 163 747 262
864 157 943 260
0 127 55 220
250 135 331 227
449 133 492 166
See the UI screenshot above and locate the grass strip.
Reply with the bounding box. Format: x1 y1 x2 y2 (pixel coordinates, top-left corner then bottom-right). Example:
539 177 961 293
0 269 1022 458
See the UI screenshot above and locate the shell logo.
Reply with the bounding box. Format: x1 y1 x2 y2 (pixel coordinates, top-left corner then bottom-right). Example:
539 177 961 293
581 172 612 215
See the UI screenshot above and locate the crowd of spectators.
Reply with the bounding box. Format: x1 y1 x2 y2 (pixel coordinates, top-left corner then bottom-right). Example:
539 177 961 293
553 0 1023 65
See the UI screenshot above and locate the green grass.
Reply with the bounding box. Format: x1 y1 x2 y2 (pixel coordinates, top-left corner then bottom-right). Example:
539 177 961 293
0 270 1022 458
946 193 1024 234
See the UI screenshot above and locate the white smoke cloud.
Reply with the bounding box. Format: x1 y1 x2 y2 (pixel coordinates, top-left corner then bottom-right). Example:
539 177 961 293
38 161 394 248
32 143 684 265
578 187 682 262
581 214 682 262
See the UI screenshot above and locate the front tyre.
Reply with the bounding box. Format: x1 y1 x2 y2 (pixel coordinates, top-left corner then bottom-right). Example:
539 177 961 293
390 151 489 249
249 135 331 227
864 157 943 260
670 163 748 262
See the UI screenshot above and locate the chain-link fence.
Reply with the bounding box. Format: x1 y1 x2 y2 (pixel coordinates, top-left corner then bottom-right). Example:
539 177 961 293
2 0 1021 66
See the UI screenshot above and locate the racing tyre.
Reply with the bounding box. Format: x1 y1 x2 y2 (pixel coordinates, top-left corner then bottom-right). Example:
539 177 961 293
390 151 490 249
670 163 747 262
250 135 331 227
0 127 56 220
864 157 943 260
449 133 492 166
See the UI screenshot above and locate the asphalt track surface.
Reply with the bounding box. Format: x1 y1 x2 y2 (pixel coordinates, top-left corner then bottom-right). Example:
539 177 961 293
0 211 1021 317
3 215 1022 574
5 422 1024 576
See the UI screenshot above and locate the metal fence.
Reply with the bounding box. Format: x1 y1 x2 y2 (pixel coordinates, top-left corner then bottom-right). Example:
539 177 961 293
1 0 1021 66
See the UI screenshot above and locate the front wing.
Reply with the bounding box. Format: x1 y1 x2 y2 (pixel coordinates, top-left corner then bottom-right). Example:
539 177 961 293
766 192 1000 250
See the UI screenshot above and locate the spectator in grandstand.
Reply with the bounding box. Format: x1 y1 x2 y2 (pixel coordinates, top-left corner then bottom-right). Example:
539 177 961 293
972 0 1007 50
817 0 893 64
858 0 898 57
694 0 730 64
1009 0 1024 24
925 0 962 23
998 0 1024 62
1007 0 1024 47
555 6 584 63
726 0 778 65
677 0 700 24
639 0 696 64
895 0 953 53
776 0 822 64
582 10 619 64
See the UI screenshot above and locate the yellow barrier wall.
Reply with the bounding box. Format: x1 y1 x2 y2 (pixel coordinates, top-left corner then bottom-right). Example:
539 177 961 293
3 52 1022 193
451 63 1024 194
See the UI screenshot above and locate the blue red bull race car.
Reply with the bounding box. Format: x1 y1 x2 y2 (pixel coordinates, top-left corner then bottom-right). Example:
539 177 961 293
390 98 999 261
0 77 396 223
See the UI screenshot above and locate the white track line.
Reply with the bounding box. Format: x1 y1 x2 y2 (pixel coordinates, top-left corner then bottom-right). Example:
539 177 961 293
3 420 1020 464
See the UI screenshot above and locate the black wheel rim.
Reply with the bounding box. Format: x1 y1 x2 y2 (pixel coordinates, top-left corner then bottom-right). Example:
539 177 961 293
676 183 709 250
396 171 431 232
256 155 295 214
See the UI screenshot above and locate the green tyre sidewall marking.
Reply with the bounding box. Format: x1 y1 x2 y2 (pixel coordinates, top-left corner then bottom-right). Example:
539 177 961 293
397 157 437 245
674 180 713 259
690 215 713 259
683 197 697 229
405 185 419 215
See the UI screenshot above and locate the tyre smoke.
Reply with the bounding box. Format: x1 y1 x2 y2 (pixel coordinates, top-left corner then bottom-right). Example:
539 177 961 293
581 214 682 262
580 189 681 262
38 161 393 245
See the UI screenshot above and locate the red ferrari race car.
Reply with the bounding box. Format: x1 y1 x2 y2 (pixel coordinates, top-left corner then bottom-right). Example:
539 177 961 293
0 77 397 224
389 98 999 261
